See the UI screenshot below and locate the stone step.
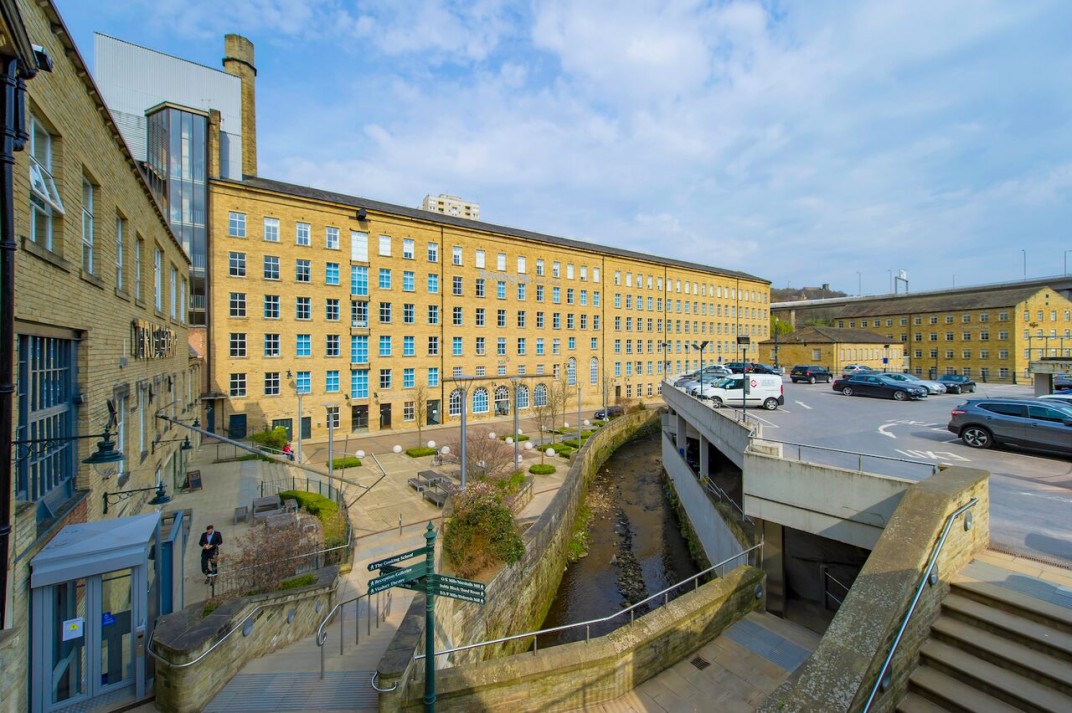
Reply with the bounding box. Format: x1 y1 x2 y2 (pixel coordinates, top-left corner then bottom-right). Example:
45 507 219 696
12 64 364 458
952 572 1072 636
930 615 1072 694
896 690 952 713
908 665 1023 713
919 639 1072 712
942 592 1072 661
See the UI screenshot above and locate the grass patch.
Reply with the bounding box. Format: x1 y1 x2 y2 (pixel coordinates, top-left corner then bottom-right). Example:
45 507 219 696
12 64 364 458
278 490 347 547
549 442 575 457
493 470 527 496
499 434 530 442
279 573 316 590
528 463 556 475
567 504 592 562
406 446 438 458
329 456 361 469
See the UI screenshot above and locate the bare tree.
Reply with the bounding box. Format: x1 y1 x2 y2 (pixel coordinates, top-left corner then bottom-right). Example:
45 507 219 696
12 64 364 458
448 426 515 479
546 379 569 441
413 383 429 446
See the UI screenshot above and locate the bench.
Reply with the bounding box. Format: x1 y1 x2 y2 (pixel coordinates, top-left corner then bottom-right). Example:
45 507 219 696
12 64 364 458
252 495 282 523
284 498 299 514
407 477 426 492
423 489 449 508
233 505 249 525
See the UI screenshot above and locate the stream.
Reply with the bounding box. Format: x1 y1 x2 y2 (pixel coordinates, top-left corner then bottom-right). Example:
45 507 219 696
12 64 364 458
537 432 700 647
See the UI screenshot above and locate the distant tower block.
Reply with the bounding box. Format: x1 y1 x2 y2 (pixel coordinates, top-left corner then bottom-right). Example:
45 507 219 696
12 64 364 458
421 194 480 220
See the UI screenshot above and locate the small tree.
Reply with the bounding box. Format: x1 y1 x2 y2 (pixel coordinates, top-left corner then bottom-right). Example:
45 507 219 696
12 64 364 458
443 481 524 578
547 379 569 437
413 384 429 446
220 519 320 597
448 426 515 479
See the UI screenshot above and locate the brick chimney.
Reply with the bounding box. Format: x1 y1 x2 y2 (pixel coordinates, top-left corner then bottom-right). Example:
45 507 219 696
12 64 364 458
222 34 257 176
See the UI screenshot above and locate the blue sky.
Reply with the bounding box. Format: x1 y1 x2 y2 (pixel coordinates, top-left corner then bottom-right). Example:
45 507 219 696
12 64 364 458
54 0 1072 295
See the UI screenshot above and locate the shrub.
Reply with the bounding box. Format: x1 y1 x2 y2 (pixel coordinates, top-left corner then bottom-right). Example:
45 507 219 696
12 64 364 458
330 456 361 470
279 573 316 590
493 470 527 496
499 434 530 442
443 482 524 578
551 442 575 456
251 426 289 451
278 490 347 547
406 446 437 458
529 463 556 475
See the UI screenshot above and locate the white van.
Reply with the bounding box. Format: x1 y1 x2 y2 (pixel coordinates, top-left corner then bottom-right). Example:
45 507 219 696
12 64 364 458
697 374 784 410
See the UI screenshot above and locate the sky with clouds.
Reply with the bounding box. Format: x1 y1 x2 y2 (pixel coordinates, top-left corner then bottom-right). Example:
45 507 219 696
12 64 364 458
54 0 1072 295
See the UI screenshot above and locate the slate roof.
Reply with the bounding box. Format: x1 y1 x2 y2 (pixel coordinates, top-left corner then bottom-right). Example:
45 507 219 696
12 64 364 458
223 176 768 284
764 326 890 345
774 285 1056 318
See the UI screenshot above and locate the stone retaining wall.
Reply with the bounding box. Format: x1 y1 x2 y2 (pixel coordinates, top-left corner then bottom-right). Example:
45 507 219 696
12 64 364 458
152 566 339 713
759 466 989 712
377 412 659 710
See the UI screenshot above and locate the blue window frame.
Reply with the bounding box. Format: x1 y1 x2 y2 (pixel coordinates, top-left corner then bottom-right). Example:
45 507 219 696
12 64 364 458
472 388 489 414
352 335 368 364
296 334 311 357
403 368 415 388
428 367 439 387
379 268 392 289
403 271 415 291
352 370 369 398
427 273 439 293
296 371 311 393
326 370 340 393
379 335 392 357
452 336 463 356
325 262 340 285
352 266 368 296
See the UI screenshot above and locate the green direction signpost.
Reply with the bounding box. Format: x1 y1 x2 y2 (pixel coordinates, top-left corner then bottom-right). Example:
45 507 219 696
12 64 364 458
368 523 486 712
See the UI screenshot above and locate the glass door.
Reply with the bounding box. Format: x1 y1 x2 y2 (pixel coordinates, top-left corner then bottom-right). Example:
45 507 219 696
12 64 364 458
50 578 87 707
98 568 134 691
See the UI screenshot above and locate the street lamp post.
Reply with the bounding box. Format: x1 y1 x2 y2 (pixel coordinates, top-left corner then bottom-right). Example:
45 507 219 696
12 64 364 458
692 341 709 397
737 336 751 421
511 377 520 472
326 405 336 484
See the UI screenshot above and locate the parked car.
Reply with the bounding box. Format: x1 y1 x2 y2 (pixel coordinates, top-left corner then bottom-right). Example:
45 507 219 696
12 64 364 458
936 374 977 394
1038 393 1072 408
840 364 874 378
790 365 833 384
750 363 781 375
594 405 624 419
700 364 733 378
697 374 784 410
673 372 700 388
832 374 927 401
1054 374 1072 391
948 398 1072 454
723 362 755 373
882 372 947 395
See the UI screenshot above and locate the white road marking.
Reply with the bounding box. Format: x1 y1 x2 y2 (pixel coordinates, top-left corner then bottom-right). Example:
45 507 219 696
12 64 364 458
794 401 813 410
896 449 972 462
877 423 898 439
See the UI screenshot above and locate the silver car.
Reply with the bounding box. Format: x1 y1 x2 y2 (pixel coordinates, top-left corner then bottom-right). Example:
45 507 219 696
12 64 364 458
883 372 947 395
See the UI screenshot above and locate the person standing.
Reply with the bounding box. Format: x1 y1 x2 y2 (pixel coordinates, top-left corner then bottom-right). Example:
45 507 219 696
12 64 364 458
199 524 222 582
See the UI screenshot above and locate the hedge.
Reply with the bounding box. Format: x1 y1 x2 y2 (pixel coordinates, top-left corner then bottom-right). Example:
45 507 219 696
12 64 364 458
528 464 556 475
277 490 347 547
329 456 361 469
406 446 438 458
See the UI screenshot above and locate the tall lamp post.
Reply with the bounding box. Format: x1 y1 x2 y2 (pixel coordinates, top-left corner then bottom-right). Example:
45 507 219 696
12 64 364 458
450 375 477 490
511 376 521 472
737 336 751 421
691 341 709 396
287 370 307 463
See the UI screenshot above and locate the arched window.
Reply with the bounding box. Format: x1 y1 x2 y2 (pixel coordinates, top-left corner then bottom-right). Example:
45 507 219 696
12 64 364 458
472 387 489 414
533 384 547 407
494 385 510 415
566 358 577 386
589 357 599 385
516 384 530 409
448 388 463 417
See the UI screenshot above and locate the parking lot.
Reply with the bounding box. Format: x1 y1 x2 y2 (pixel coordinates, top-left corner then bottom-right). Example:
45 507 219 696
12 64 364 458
733 378 1072 568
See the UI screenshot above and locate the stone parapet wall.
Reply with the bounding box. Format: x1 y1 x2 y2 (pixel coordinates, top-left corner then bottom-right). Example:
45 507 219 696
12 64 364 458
378 411 659 710
152 567 338 713
760 466 989 712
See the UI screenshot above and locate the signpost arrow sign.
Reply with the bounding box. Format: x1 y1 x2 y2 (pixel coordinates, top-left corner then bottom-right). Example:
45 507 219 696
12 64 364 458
368 546 431 572
368 564 425 594
435 574 485 593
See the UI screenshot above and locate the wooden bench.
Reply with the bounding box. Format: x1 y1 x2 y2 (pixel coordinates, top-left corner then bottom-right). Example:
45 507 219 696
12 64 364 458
252 495 282 523
233 505 249 525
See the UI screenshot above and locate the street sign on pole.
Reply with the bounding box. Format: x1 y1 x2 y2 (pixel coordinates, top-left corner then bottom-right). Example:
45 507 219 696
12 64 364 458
368 546 431 572
428 583 485 604
436 574 485 592
368 564 425 594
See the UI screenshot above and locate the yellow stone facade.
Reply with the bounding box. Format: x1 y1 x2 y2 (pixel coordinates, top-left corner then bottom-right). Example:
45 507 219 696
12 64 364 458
1 2 195 710
208 179 770 440
774 286 1072 383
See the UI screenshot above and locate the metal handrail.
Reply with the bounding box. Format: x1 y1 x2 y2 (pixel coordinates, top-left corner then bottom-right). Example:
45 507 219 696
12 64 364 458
316 590 391 679
698 473 751 523
146 603 269 668
765 438 938 478
415 542 764 661
861 497 978 712
824 570 851 608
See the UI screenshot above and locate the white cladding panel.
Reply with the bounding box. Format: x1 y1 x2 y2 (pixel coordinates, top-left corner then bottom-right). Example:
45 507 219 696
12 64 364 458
94 33 243 179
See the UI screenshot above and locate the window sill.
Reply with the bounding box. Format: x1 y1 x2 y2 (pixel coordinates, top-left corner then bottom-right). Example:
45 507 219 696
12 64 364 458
80 269 105 289
115 288 131 302
20 236 72 272
135 298 146 309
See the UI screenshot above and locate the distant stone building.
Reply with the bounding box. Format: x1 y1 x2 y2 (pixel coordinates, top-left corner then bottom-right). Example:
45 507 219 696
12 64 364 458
760 326 906 374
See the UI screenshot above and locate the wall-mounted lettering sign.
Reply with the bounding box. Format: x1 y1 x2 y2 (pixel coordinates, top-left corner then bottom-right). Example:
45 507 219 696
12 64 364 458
131 319 176 360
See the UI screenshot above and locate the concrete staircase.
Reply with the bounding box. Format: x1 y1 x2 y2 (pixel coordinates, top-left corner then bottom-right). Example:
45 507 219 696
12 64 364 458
898 554 1072 712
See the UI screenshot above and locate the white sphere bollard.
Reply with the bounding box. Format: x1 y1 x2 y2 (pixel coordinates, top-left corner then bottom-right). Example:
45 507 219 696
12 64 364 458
516 429 524 436
563 422 569 429
356 450 365 459
392 445 402 454
583 419 590 427
546 448 556 457
441 446 450 455
427 440 436 449
505 437 513 445
524 441 534 450
488 432 496 439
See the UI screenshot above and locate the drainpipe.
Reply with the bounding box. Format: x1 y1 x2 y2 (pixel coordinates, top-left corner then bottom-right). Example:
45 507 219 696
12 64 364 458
1 53 37 628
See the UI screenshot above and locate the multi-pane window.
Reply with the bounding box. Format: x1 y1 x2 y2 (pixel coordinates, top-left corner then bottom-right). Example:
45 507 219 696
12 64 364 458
352 370 369 399
428 367 439 387
379 234 391 256
352 266 368 295
453 276 463 296
263 255 279 279
403 368 415 388
452 246 462 265
497 252 507 271
403 303 415 323
229 333 246 357
427 274 439 293
552 287 561 304
28 119 64 250
403 238 415 259
296 297 311 320
517 283 526 300
296 371 311 393
497 281 507 299
379 302 392 323
325 262 340 285
428 336 439 355
326 334 340 357
352 300 368 327
403 335 415 356
264 372 281 395
352 335 368 363
264 295 280 319
379 369 392 389
497 309 507 327
518 311 526 328
296 259 311 282
81 177 95 273
536 285 544 302
497 337 507 355
552 261 561 277
428 305 439 324
518 337 527 355
404 400 415 421
326 370 340 393
296 334 311 357
476 308 485 327
115 216 125 290
264 217 280 242
536 338 545 355
326 226 339 249
536 312 545 328
264 333 280 357
476 337 486 355
154 247 163 310
428 242 439 262
229 292 246 317
452 336 463 356
229 252 246 277
326 406 340 428
475 250 486 269
536 259 545 276
379 268 392 289
296 221 311 246
379 335 392 357
475 278 485 298
403 271 415 291
453 307 463 326
228 211 246 237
